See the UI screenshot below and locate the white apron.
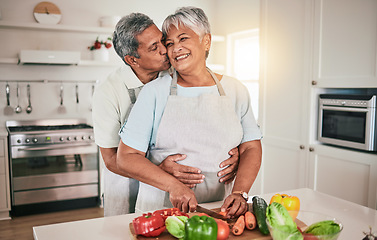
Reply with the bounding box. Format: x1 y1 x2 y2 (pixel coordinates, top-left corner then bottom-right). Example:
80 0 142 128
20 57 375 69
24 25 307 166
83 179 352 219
104 86 140 216
135 68 243 213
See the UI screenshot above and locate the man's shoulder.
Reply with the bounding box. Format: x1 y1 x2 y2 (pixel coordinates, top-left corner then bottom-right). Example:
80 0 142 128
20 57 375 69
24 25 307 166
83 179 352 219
97 66 137 90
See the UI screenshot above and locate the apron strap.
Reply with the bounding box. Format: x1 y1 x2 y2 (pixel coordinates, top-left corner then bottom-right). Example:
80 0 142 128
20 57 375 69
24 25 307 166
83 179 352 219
206 67 226 96
170 67 226 96
124 85 141 119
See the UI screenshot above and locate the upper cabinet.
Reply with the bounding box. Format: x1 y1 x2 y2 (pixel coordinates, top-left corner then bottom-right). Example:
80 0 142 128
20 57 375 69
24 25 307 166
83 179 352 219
312 0 377 88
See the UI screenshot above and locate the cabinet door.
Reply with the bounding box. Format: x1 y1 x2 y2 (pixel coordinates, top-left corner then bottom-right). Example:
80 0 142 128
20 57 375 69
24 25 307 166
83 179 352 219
0 174 10 210
308 145 377 209
313 0 377 87
260 0 310 193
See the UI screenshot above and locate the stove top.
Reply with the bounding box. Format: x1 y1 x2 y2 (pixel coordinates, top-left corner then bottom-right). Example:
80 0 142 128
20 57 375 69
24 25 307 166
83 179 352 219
7 124 92 133
6 119 95 148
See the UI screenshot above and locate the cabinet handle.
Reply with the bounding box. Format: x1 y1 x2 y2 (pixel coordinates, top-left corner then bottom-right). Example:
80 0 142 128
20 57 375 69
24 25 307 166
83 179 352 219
299 145 305 150
311 80 317 85
309 147 314 152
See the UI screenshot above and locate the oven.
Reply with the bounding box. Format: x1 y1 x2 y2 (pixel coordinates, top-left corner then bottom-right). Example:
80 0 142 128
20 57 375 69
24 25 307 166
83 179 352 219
318 94 377 152
6 119 99 216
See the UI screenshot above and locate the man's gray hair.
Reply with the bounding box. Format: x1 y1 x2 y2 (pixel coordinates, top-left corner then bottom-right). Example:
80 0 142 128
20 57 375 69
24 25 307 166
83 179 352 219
113 13 154 65
162 6 211 41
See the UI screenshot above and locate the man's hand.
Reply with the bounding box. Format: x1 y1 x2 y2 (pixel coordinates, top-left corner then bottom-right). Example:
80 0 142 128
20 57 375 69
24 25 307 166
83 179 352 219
159 154 205 188
218 147 239 184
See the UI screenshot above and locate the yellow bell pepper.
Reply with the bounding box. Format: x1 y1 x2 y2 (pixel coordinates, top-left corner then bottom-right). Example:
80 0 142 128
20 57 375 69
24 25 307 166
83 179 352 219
270 194 300 220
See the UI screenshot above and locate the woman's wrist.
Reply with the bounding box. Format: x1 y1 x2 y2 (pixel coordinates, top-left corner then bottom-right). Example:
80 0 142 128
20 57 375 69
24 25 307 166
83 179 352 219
232 191 249 201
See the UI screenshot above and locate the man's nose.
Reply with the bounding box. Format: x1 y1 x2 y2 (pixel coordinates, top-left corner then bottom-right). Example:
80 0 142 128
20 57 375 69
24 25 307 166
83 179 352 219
159 44 167 55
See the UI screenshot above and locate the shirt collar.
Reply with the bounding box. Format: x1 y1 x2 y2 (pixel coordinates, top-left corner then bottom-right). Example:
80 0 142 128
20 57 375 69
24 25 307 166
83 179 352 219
118 65 144 89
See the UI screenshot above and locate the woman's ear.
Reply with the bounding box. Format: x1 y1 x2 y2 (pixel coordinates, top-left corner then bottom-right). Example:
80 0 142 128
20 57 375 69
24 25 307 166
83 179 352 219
203 33 211 51
124 55 138 66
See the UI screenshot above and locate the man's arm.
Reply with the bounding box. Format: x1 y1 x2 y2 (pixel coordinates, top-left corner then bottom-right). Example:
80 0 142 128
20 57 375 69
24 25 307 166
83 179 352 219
117 142 198 213
100 145 205 187
99 147 132 177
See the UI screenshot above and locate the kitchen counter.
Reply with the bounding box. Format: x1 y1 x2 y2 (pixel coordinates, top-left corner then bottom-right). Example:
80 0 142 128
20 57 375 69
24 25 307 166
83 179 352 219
33 188 377 240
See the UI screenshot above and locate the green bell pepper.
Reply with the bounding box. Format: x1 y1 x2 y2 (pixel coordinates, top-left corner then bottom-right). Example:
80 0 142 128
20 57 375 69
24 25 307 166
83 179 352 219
184 215 218 240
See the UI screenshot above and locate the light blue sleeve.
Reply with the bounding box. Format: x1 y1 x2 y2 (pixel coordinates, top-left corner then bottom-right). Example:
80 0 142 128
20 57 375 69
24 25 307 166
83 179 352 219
234 80 262 143
119 85 156 153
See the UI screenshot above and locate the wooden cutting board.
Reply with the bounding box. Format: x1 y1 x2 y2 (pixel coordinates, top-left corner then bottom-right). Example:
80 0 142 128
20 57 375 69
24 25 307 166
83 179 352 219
129 209 306 240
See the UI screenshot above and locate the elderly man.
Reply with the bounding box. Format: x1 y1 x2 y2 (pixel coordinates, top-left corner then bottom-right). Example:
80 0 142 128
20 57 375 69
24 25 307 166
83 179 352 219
92 13 239 216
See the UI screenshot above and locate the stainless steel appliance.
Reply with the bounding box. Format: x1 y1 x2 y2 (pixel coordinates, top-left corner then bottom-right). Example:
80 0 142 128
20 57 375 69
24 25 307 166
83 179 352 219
318 94 377 152
6 119 99 215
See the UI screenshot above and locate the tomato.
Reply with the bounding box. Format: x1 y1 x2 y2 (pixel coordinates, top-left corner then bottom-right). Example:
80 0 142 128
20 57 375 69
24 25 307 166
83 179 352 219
270 194 300 220
215 219 230 240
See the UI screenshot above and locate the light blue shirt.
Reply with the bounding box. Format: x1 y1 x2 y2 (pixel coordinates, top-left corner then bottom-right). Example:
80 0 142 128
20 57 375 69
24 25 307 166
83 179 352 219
119 74 262 153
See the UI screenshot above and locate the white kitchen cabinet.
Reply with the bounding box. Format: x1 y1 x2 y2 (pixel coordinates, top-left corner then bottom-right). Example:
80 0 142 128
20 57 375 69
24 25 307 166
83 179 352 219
0 136 11 220
312 0 377 88
259 0 312 193
308 144 377 209
260 0 377 209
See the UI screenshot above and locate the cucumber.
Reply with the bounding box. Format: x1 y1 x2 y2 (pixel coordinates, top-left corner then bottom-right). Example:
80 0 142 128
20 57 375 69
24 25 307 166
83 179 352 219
252 196 270 235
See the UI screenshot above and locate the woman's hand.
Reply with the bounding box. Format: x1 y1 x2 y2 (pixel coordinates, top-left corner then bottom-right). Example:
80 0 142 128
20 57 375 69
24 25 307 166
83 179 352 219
168 184 198 213
218 147 239 184
220 193 248 219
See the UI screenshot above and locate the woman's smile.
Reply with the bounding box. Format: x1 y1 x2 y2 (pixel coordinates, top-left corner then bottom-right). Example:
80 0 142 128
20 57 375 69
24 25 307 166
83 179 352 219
175 53 190 61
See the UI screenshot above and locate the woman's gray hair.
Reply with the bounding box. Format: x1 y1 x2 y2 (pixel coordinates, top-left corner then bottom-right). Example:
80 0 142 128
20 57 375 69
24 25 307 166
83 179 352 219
162 6 211 41
113 13 154 65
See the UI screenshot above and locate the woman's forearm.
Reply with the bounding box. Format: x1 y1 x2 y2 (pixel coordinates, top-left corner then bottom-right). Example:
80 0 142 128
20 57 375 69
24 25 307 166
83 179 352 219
232 140 262 193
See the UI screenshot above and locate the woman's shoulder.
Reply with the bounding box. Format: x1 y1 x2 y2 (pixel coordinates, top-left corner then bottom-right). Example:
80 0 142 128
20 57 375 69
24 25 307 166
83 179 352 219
220 75 247 90
143 72 172 90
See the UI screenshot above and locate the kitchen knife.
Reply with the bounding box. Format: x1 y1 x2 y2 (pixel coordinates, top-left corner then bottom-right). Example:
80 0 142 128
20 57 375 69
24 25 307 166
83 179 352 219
196 205 230 221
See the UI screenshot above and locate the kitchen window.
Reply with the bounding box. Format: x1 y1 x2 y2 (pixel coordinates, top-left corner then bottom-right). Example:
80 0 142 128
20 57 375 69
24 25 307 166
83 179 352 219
227 29 260 120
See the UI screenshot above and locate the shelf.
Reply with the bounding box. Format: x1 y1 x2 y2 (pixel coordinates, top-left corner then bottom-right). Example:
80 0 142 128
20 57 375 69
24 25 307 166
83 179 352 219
0 57 121 67
0 20 114 34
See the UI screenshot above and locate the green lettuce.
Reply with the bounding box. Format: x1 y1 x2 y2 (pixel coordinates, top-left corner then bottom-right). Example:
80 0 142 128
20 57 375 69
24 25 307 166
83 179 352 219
165 216 188 239
266 202 303 240
304 220 341 237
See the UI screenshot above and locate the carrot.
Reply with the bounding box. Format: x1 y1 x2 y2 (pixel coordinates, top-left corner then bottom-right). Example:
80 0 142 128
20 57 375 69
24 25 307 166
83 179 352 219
245 211 257 230
232 215 245 236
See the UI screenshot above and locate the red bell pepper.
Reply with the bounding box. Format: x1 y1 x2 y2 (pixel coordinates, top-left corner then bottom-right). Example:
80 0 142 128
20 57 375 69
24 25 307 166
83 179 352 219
152 208 189 220
132 212 166 237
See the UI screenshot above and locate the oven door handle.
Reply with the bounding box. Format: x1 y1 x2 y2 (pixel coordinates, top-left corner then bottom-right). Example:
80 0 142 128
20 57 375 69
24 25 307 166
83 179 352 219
17 143 94 152
321 105 370 112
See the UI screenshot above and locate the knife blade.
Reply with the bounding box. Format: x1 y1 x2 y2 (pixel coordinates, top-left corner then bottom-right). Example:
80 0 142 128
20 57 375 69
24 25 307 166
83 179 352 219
196 205 229 221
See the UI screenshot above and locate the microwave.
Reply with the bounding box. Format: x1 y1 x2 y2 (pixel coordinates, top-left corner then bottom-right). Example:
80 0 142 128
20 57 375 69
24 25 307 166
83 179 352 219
318 94 377 152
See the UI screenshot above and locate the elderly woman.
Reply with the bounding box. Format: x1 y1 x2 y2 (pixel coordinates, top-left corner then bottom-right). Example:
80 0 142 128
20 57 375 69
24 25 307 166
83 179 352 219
117 6 262 218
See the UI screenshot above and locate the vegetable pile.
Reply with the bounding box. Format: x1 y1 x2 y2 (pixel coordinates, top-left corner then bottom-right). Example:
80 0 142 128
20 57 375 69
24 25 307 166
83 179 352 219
264 194 342 240
131 193 342 239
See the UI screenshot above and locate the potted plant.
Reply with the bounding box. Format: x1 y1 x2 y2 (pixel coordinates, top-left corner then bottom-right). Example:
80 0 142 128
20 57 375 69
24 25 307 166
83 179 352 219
88 37 112 61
